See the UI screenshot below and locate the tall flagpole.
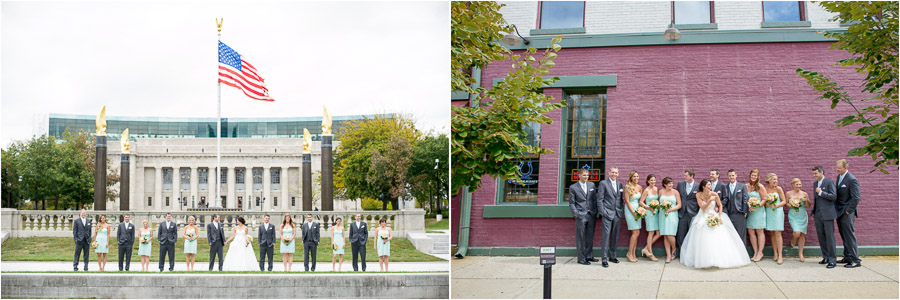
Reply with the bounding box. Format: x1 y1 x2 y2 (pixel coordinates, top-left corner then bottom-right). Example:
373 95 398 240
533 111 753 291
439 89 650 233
216 18 223 208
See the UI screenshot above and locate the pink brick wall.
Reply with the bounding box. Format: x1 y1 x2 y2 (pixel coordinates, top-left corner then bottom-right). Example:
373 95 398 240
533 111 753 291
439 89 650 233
457 41 899 249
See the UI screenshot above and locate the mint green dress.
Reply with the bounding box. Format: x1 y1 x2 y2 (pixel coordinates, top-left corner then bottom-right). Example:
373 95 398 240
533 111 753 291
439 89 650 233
765 193 785 231
183 228 197 254
280 227 295 254
138 231 152 256
644 194 660 231
787 198 808 234
747 191 767 229
658 194 679 236
95 227 109 253
624 193 642 230
332 229 345 255
376 229 391 257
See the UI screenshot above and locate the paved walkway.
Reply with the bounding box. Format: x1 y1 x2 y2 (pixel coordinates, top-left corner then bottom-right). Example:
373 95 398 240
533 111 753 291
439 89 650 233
1 260 448 273
452 256 899 299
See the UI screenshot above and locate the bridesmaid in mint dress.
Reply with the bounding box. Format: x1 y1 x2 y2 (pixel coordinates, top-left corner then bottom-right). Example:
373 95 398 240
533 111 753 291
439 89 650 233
746 169 768 262
182 216 199 272
639 174 660 261
138 220 153 272
657 177 681 263
92 215 110 272
785 178 811 262
331 218 345 271
280 214 297 272
764 173 786 265
623 171 643 262
375 219 392 271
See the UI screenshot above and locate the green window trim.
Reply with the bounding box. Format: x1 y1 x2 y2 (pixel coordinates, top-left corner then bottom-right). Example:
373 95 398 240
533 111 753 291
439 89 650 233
530 27 587 36
760 21 812 28
492 75 617 89
674 23 718 30
483 204 573 218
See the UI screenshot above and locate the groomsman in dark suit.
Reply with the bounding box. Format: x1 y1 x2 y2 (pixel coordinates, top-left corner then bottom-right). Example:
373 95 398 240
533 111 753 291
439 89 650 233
207 214 225 271
811 166 838 268
349 214 368 271
834 159 861 268
709 169 727 208
722 169 749 245
569 168 598 265
117 214 135 271
157 213 177 272
597 167 624 268
675 169 700 255
72 209 92 271
258 215 276 271
302 214 320 272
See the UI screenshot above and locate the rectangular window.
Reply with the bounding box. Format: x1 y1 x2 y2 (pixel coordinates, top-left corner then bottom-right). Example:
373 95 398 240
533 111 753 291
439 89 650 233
180 168 190 190
271 168 281 184
253 168 263 184
147 197 152 207
501 159 540 204
673 1 713 24
235 168 245 184
220 168 228 184
539 1 585 29
256 197 261 207
165 196 170 207
199 168 208 184
274 197 278 207
561 92 606 203
162 168 172 184
292 197 296 206
763 1 804 22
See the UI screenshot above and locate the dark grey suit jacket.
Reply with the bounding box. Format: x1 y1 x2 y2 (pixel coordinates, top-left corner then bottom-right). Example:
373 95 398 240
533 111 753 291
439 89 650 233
677 180 700 218
258 223 276 247
157 221 177 245
349 221 368 244
73 218 92 244
722 182 749 214
117 222 135 246
811 178 837 220
597 179 624 218
302 222 320 244
207 222 225 245
568 181 597 219
835 172 860 217
710 181 727 207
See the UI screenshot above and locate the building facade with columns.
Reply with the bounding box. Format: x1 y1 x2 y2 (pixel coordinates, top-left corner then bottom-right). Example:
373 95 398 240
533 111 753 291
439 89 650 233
49 114 387 212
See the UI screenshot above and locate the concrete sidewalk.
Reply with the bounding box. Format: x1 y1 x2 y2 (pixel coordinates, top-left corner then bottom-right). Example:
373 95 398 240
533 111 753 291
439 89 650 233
1 260 448 273
452 256 898 299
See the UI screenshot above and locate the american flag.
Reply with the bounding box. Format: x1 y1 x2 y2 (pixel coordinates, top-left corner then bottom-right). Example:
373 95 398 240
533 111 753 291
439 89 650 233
218 41 274 102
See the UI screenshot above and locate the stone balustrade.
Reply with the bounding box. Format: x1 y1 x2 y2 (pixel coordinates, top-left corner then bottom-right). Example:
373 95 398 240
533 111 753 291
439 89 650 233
0 208 425 239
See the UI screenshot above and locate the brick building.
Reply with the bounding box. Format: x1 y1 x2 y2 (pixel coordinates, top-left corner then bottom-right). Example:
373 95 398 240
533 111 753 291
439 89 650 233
452 1 898 257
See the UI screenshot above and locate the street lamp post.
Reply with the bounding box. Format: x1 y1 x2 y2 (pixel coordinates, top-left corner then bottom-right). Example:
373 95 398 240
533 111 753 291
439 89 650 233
434 158 441 215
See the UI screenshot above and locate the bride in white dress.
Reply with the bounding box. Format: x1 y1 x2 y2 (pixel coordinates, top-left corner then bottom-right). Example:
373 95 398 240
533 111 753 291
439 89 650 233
222 216 259 271
680 179 751 269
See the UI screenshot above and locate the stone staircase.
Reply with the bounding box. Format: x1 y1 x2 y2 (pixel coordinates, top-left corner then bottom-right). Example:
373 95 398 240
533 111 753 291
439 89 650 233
428 233 449 254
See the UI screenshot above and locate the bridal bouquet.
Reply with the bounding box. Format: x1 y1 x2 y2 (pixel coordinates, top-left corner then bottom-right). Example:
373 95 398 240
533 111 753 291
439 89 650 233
379 231 390 241
788 198 802 212
140 236 148 244
91 241 98 248
634 207 647 220
706 213 722 228
648 199 660 212
245 236 252 247
186 231 195 240
283 237 291 245
660 200 673 217
767 193 780 210
749 196 762 208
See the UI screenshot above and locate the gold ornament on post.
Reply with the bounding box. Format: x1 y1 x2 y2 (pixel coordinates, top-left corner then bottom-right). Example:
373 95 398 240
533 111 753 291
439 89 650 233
322 106 332 135
303 128 312 154
216 18 223 34
121 128 130 154
96 106 107 136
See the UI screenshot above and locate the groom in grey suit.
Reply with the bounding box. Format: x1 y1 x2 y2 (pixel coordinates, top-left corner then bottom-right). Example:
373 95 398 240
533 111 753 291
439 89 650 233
722 169 749 245
569 168 598 265
597 167 624 268
834 159 861 268
811 166 838 268
157 213 177 272
675 169 700 255
207 214 225 271
258 214 276 271
72 209 92 271
302 214 320 272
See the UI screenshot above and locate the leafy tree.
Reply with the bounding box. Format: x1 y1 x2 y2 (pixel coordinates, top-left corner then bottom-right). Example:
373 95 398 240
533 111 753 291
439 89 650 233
369 134 414 210
451 1 566 194
335 115 420 210
408 134 449 214
796 1 898 173
2 148 23 208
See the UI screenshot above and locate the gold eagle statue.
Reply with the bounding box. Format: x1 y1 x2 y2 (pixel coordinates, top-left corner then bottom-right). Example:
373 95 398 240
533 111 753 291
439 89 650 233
96 106 107 136
121 128 130 153
322 106 332 135
302 128 312 153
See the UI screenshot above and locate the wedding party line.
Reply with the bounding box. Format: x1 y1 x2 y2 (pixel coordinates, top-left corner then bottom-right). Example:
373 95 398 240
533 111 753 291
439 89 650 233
569 159 861 269
71 212 396 273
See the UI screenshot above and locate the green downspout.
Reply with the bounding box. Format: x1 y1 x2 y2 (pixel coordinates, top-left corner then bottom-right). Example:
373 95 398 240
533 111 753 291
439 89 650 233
454 186 472 258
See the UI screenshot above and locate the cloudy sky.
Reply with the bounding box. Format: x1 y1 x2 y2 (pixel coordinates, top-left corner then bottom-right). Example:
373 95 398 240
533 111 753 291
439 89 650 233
1 1 449 147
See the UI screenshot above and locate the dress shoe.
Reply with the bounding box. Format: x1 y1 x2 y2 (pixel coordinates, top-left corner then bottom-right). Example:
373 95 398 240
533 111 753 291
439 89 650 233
577 260 590 265
609 258 619 264
818 259 827 264
74 268 78 271
826 263 836 269
844 261 861 268
588 258 599 262
836 258 850 264
601 261 609 268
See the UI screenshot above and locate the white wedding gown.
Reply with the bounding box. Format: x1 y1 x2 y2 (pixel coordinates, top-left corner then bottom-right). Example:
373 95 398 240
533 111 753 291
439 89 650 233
680 201 751 269
222 228 259 271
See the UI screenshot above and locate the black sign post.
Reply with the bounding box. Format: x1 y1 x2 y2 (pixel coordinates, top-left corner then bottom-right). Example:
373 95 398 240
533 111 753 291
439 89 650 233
539 246 556 299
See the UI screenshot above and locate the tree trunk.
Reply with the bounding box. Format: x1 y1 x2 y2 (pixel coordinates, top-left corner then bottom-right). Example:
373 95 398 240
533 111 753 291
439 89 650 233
381 195 388 211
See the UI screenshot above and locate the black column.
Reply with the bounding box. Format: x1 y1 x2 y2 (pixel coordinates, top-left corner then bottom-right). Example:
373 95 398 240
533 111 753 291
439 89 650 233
321 135 333 212
94 136 107 210
120 154 130 211
302 153 312 211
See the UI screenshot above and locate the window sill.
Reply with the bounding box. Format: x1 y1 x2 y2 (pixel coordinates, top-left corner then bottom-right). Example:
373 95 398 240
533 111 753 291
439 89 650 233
761 21 812 28
674 23 718 30
483 204 574 218
840 20 860 27
530 27 586 36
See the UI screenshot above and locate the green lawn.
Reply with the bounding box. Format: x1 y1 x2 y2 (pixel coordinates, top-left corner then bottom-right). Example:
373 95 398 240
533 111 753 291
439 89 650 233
0 237 445 262
425 218 449 230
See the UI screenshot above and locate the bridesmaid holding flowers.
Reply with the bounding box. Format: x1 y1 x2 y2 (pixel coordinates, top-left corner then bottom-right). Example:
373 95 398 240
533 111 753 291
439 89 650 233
375 218 392 271
280 214 297 272
764 173 787 265
92 215 110 272
657 177 681 263
623 171 644 262
785 178 811 262
746 169 768 262
138 220 153 272
182 216 199 272
639 174 660 261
